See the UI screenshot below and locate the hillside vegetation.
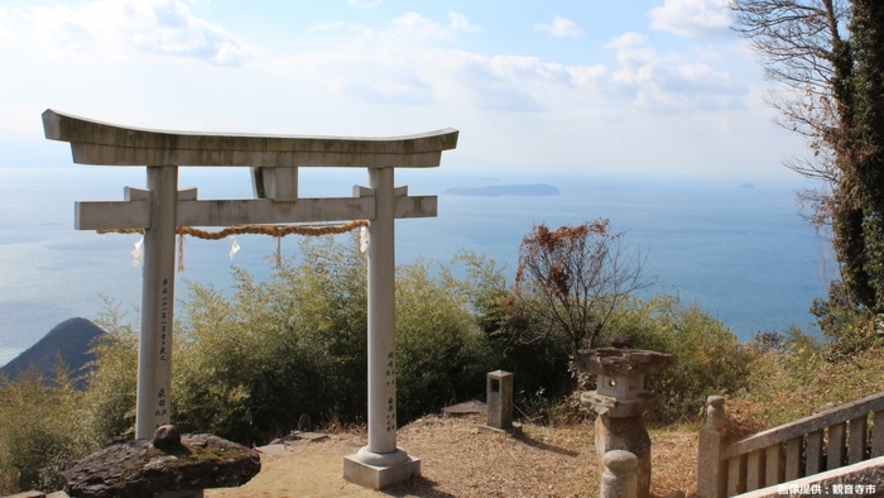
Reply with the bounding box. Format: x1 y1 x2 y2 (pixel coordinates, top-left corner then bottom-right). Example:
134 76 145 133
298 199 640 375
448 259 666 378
1 234 882 494
0 317 105 388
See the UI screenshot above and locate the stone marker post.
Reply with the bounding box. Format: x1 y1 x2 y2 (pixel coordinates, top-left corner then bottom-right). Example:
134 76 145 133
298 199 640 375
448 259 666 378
487 370 514 430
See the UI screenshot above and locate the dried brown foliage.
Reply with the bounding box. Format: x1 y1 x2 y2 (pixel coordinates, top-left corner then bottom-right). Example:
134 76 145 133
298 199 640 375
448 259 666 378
513 219 652 353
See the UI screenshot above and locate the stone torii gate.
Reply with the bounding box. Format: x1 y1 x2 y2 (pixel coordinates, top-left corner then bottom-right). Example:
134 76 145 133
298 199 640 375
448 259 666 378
41 109 458 489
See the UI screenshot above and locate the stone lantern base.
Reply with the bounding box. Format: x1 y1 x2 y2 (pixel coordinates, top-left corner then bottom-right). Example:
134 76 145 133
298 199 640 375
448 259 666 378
582 391 658 498
595 412 651 498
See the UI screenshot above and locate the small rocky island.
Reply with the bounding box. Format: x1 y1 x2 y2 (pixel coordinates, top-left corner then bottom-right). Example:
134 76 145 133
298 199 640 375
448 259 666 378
443 183 560 197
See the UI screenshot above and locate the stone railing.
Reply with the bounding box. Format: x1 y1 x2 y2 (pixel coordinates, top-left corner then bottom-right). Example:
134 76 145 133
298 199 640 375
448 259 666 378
697 392 884 497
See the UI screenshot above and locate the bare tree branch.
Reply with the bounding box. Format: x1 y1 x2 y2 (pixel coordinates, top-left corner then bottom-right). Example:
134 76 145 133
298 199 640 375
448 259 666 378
512 220 653 354
731 0 852 230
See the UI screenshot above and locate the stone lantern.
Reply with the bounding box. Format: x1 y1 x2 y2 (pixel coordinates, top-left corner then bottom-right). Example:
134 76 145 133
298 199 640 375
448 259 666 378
574 344 674 498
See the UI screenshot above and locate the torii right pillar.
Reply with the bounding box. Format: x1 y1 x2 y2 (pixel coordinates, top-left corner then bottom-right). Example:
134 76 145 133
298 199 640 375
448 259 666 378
343 166 419 489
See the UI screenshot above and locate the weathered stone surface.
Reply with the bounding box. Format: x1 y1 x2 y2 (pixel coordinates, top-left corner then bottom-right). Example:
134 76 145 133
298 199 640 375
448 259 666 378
42 109 459 168
596 414 652 498
5 492 47 498
611 334 634 349
343 454 421 490
697 399 725 498
150 425 181 451
255 444 289 456
662 490 686 498
1 492 70 498
264 431 328 448
487 370 514 430
737 455 884 497
441 400 487 417
601 450 638 498
62 428 260 498
291 431 329 443
581 390 659 418
574 348 675 377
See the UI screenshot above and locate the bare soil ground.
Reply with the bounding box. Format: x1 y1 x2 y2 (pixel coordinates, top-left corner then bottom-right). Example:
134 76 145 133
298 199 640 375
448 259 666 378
205 414 697 498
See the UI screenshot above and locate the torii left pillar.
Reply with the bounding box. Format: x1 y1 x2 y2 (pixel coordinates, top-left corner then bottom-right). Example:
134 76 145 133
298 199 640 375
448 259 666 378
41 109 458 489
137 166 178 436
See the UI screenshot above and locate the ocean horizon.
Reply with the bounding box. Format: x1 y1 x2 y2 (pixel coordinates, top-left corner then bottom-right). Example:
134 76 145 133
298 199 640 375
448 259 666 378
0 166 831 367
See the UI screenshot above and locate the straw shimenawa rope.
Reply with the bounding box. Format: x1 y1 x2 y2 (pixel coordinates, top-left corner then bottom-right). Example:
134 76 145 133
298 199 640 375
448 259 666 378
96 220 369 238
97 220 370 270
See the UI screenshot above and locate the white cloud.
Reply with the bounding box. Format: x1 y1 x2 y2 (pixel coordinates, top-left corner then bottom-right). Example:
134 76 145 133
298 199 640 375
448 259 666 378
448 12 481 33
534 16 584 38
600 32 745 112
650 0 733 38
257 14 745 117
605 32 649 50
388 12 453 43
260 27 572 113
31 0 251 66
347 0 382 8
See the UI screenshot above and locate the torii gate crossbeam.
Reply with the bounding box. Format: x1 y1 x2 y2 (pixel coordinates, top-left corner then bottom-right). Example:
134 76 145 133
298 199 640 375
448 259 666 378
42 109 458 490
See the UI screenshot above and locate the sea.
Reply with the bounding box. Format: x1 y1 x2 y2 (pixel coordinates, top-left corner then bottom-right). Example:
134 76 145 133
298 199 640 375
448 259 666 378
0 166 832 368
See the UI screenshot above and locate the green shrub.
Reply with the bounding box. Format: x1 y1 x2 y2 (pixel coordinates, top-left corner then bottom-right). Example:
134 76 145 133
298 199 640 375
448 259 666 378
811 281 883 359
395 259 495 420
172 236 367 443
452 251 572 416
82 236 503 445
0 361 94 494
729 326 826 428
86 304 139 445
605 294 752 424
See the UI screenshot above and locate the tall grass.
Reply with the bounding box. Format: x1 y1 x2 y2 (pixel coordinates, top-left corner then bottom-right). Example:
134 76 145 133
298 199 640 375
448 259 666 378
0 360 96 494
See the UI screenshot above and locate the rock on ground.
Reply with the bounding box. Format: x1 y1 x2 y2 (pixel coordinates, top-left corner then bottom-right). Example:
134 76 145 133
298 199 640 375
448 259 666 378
63 429 260 498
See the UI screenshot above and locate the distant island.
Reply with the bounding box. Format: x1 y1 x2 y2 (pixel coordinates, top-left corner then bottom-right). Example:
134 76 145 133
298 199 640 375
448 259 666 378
444 184 560 197
740 183 756 190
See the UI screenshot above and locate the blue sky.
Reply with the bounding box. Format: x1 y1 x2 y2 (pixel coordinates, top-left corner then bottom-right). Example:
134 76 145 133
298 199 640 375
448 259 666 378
0 0 810 180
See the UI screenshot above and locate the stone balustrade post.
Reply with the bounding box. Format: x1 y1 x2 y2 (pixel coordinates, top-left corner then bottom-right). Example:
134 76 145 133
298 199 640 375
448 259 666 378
602 450 638 498
697 395 727 498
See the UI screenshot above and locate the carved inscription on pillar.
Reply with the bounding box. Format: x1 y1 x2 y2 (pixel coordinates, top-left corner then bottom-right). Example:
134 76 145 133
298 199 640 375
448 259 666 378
160 278 169 362
386 351 396 432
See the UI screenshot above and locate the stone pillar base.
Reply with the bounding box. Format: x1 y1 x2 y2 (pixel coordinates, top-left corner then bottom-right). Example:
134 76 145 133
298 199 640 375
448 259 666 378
343 454 421 490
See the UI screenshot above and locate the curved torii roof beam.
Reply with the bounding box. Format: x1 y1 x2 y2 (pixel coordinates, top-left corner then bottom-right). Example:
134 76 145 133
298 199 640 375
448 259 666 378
42 109 459 168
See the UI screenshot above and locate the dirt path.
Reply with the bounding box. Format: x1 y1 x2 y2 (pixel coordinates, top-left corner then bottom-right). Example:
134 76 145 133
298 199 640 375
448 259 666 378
205 415 697 498
205 436 391 498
